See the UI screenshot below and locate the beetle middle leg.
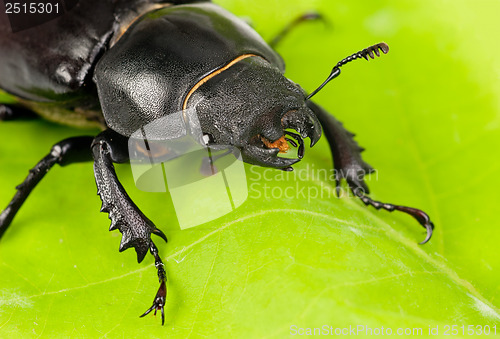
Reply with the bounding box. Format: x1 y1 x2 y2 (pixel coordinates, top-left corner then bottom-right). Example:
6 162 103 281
0 104 38 121
307 101 434 244
0 136 94 238
269 12 325 48
91 129 169 324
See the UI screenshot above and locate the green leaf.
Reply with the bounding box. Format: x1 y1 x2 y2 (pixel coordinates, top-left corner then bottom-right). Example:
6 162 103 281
1 0 500 337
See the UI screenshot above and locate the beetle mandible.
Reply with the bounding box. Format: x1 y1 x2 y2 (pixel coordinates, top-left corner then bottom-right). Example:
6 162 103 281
0 0 434 325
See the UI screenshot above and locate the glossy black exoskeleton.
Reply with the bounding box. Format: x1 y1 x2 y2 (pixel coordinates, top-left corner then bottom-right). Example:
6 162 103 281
0 0 434 325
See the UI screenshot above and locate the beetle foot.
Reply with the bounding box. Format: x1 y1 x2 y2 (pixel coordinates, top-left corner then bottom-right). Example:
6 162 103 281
352 187 434 244
140 240 167 325
140 279 166 325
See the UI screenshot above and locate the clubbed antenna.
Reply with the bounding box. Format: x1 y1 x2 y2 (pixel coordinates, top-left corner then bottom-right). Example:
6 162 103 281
306 42 389 100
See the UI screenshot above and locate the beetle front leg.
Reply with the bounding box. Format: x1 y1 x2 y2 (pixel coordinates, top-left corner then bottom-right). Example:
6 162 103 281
91 129 169 324
352 189 434 244
307 101 434 244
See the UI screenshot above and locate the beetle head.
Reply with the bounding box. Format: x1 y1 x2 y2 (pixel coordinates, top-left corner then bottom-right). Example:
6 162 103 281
186 56 321 169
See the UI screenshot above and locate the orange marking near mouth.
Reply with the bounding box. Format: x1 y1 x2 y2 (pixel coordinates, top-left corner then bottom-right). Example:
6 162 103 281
260 135 290 153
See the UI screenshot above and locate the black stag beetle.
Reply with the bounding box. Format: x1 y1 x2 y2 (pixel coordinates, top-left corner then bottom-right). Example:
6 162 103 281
0 0 434 325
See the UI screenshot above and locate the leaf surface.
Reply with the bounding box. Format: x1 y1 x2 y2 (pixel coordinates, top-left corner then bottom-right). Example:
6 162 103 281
1 0 499 337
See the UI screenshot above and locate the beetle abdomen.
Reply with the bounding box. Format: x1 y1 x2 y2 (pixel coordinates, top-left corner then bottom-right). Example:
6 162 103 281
0 0 205 102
